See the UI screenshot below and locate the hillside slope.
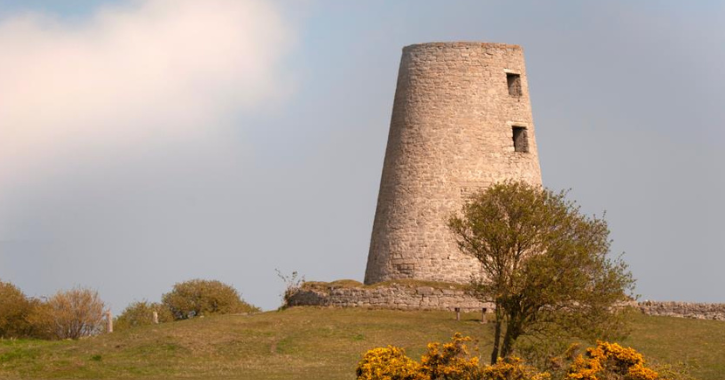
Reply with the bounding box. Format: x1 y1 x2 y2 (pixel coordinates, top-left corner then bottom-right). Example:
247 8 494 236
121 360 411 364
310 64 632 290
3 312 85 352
0 308 723 379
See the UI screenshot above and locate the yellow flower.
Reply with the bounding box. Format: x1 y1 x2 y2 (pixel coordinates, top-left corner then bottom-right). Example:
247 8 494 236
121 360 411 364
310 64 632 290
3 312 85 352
355 345 425 380
567 341 658 380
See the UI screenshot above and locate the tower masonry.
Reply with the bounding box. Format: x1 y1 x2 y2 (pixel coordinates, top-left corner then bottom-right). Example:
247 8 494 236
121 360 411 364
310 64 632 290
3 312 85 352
365 42 543 285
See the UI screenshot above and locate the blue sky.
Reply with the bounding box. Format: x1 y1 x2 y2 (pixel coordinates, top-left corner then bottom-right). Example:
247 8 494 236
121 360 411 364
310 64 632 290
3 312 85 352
0 0 723 311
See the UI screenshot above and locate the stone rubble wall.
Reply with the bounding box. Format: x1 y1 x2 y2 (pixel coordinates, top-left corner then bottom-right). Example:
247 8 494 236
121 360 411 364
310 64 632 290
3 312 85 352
286 283 492 312
637 301 725 321
287 284 725 321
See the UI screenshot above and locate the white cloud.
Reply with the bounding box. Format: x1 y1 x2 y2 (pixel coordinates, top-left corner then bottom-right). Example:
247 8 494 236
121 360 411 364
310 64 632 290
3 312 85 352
0 0 292 184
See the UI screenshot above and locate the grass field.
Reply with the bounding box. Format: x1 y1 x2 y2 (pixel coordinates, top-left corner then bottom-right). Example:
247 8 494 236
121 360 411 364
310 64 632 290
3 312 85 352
0 307 723 379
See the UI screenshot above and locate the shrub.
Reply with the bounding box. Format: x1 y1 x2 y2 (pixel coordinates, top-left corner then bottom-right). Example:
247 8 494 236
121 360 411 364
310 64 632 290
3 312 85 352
41 287 107 339
356 346 424 380
483 357 550 380
420 333 481 380
0 280 36 338
356 335 663 380
114 301 174 331
276 269 305 308
161 279 259 320
356 334 547 380
567 341 658 380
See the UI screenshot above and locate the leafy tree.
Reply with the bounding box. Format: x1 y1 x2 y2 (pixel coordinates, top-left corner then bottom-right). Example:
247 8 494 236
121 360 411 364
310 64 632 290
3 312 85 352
115 300 174 331
0 280 37 338
447 181 635 364
162 279 259 320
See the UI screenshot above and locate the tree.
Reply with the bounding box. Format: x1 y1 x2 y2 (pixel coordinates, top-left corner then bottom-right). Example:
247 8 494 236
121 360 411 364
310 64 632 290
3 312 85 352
42 287 107 339
447 181 635 364
115 300 174 331
0 280 36 338
162 279 259 320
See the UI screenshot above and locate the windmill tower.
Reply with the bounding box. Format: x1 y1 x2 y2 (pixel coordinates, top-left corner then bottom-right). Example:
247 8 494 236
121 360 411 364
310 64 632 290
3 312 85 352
365 42 543 284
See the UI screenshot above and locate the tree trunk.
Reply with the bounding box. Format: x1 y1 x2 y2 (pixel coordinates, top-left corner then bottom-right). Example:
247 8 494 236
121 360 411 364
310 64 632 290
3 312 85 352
501 327 515 358
490 306 504 364
500 315 521 358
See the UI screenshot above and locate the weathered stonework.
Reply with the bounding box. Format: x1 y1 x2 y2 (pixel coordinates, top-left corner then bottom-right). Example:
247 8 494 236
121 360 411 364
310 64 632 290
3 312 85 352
287 285 725 321
637 301 725 321
286 282 492 312
365 42 542 285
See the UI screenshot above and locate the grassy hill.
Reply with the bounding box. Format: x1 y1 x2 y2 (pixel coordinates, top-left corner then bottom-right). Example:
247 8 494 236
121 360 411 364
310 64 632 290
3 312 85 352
0 307 723 379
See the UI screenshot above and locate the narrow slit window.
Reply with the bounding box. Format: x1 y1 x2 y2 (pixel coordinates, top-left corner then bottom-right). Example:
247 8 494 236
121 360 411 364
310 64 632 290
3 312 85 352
506 73 522 96
512 126 529 153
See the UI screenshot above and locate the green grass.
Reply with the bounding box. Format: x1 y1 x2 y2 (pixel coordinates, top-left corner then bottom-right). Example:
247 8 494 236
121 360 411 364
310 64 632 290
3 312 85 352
622 313 725 379
0 308 722 379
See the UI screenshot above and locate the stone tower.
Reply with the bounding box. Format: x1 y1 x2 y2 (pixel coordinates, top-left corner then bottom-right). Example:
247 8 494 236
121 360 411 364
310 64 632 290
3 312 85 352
364 42 543 285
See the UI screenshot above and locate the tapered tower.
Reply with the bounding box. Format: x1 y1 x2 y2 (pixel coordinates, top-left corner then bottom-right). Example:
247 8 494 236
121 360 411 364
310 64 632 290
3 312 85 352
365 42 542 284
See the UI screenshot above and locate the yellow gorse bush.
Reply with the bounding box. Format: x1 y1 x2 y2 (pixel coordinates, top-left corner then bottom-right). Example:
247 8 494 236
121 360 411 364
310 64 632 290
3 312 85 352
356 335 659 380
356 346 425 380
567 341 658 380
356 333 546 380
420 333 482 380
483 357 550 380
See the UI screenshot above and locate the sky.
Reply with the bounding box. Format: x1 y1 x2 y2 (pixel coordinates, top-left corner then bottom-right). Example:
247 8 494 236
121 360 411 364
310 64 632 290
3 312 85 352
0 0 723 312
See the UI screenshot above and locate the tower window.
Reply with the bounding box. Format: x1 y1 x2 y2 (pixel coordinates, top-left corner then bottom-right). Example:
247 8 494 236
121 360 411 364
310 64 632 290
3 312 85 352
506 73 522 96
512 126 529 153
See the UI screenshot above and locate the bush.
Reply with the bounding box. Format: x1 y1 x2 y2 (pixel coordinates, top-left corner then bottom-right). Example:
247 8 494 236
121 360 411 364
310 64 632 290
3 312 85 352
0 281 106 340
568 341 658 380
356 335 663 380
161 279 259 320
276 269 305 308
356 334 544 380
41 287 108 340
356 346 424 380
420 333 481 380
483 357 550 380
114 301 174 331
0 280 36 338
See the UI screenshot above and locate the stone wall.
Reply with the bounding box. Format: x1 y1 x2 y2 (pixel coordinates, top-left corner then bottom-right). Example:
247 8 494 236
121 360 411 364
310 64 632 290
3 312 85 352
286 282 492 312
365 42 543 286
287 283 725 321
637 301 725 321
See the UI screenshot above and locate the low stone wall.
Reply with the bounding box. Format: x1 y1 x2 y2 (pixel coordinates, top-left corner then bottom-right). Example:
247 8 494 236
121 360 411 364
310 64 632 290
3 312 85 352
637 301 725 321
287 282 492 312
287 282 725 321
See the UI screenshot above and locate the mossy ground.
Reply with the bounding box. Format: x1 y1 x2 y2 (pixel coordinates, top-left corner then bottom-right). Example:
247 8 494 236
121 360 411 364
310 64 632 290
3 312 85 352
0 308 722 379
